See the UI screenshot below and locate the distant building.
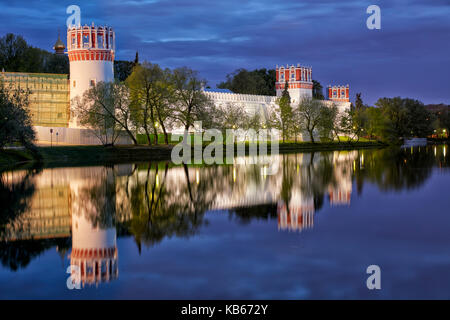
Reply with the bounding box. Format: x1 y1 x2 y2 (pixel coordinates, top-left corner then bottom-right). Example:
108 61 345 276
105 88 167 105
327 85 350 103
275 64 313 104
53 33 66 55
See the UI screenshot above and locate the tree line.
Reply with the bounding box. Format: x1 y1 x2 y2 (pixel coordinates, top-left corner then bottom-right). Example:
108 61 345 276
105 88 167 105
269 82 445 144
0 33 135 80
1 33 448 148
74 62 275 146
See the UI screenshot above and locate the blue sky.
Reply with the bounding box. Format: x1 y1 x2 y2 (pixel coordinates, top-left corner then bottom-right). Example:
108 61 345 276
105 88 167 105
0 0 449 105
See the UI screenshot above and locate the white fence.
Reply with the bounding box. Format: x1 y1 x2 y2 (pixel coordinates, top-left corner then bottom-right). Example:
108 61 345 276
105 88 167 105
34 126 132 145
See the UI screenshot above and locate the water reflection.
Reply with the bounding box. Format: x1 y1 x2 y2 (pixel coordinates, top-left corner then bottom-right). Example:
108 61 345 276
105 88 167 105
0 145 448 290
70 167 118 286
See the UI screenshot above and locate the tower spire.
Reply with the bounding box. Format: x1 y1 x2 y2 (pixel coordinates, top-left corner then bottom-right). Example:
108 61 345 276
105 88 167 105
53 29 66 55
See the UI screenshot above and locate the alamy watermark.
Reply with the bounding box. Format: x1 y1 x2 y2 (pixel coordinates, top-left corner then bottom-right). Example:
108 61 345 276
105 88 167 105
366 5 381 30
66 265 81 290
366 265 381 290
66 5 81 28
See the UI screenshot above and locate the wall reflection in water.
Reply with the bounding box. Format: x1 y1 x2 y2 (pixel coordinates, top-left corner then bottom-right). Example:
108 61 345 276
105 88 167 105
0 145 448 286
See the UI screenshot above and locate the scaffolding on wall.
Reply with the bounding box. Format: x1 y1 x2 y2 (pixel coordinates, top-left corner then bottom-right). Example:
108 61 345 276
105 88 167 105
0 71 70 127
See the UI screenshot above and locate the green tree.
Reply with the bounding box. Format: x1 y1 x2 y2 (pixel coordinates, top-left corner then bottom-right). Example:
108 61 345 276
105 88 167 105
0 33 69 74
318 103 338 141
271 81 293 142
375 97 408 140
171 67 212 133
0 82 36 152
296 98 328 143
114 60 134 82
365 106 387 140
404 99 433 137
217 68 275 96
215 102 247 131
126 62 174 145
0 34 28 72
73 81 137 145
376 97 433 140
312 80 324 100
355 93 364 110
339 107 368 142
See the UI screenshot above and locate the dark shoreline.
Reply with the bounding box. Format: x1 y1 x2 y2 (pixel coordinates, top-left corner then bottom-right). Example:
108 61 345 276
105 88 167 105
0 141 387 171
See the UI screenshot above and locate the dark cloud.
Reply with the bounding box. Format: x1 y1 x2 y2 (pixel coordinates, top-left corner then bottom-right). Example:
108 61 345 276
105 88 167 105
0 0 448 104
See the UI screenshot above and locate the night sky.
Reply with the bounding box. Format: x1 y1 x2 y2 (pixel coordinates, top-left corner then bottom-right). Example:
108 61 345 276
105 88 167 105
0 0 448 105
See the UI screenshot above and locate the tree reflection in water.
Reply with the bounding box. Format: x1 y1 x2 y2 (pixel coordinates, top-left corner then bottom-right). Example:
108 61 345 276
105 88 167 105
0 145 448 274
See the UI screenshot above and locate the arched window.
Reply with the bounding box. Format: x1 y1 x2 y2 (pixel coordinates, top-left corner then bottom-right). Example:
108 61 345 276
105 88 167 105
97 34 103 48
83 34 89 48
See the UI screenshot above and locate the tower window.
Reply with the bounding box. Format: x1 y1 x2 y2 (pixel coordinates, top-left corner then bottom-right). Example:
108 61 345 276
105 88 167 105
83 35 89 48
73 80 76 88
98 35 103 48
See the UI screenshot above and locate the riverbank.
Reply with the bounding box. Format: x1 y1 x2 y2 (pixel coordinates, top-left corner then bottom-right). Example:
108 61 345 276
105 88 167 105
0 140 387 170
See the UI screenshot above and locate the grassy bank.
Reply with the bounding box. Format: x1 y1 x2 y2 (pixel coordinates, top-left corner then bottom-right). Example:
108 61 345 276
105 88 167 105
0 140 386 170
0 149 36 170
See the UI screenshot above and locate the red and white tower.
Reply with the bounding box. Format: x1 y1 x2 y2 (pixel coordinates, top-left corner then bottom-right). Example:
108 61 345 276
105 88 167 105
327 85 349 102
70 213 118 286
66 23 115 128
275 64 313 104
68 168 119 286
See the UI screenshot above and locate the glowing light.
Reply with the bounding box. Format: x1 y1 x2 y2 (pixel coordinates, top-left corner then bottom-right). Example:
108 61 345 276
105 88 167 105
444 146 447 158
434 146 437 157
233 167 236 182
196 170 199 185
155 174 159 187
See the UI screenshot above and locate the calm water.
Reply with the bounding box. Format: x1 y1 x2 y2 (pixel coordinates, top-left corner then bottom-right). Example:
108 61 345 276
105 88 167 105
0 145 449 299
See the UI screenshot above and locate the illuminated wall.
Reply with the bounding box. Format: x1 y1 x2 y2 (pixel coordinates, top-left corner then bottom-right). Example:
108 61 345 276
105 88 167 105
0 71 70 127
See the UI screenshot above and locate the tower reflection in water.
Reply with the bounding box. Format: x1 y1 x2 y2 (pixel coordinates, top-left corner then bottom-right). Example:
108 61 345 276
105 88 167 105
68 167 119 286
0 149 386 284
70 215 118 286
276 151 354 232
